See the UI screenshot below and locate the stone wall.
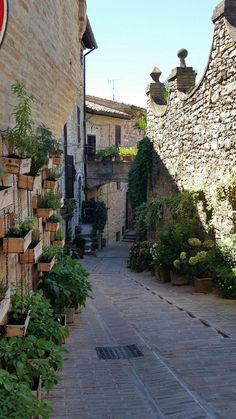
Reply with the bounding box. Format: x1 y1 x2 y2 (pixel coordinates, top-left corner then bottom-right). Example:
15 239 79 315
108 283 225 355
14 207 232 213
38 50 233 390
147 0 236 237
0 0 87 138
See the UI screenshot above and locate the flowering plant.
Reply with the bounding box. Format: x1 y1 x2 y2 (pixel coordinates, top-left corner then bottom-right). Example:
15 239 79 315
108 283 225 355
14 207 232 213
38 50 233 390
128 241 153 272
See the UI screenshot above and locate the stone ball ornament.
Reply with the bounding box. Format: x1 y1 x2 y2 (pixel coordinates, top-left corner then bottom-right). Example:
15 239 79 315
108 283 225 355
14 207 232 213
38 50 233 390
0 0 8 47
177 48 188 67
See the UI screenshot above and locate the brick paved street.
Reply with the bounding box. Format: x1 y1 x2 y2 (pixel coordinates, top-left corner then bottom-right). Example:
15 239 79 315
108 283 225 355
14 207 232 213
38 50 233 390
49 243 236 419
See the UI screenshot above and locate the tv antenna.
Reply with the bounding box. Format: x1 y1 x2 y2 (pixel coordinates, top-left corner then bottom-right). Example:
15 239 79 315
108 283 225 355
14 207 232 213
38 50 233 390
108 79 118 101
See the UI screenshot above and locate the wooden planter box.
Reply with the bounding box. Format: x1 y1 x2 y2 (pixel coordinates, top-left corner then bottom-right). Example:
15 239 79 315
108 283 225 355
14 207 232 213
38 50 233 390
170 271 189 286
18 174 35 191
37 256 55 272
32 195 41 209
3 230 32 254
43 179 58 190
20 241 43 264
45 222 59 232
122 155 134 162
2 157 31 174
36 208 54 218
194 276 213 293
65 307 75 324
52 156 63 165
5 311 30 337
0 288 11 325
31 376 42 401
0 186 13 209
52 240 65 247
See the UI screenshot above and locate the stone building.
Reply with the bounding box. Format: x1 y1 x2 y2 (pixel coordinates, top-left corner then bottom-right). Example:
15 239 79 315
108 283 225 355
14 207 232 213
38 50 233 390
85 96 145 243
147 0 236 237
0 0 94 290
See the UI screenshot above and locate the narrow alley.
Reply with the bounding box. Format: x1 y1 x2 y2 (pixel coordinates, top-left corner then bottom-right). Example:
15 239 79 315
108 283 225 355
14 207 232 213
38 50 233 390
49 243 236 419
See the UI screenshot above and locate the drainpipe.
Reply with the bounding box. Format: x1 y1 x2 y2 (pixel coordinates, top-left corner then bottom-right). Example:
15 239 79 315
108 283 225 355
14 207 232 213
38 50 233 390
83 46 96 201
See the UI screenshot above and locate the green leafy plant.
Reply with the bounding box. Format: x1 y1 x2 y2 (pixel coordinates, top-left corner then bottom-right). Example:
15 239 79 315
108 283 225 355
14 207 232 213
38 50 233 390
8 216 36 237
128 136 153 209
82 200 108 233
54 228 65 241
47 213 62 223
9 288 30 322
31 228 40 245
134 110 147 131
6 81 37 158
128 241 153 272
62 198 77 218
118 146 137 156
40 246 64 263
96 146 119 158
38 191 62 209
0 369 52 419
46 168 62 181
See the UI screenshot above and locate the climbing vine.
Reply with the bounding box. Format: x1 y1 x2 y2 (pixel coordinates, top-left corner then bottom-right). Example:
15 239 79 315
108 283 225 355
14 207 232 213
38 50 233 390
128 136 153 209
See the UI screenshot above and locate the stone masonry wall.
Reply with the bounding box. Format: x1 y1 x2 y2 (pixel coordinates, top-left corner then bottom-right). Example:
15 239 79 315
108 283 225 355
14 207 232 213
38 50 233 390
0 0 87 138
147 1 236 237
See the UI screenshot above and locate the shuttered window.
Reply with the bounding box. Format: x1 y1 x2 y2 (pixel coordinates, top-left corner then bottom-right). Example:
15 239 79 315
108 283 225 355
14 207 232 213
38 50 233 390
65 155 76 198
115 125 121 146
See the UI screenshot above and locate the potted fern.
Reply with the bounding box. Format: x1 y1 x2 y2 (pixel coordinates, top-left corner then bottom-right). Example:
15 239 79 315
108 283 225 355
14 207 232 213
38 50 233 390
3 216 35 254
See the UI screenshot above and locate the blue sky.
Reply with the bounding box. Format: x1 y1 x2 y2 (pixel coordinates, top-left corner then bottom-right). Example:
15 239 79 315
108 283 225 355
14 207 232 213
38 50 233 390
86 0 218 107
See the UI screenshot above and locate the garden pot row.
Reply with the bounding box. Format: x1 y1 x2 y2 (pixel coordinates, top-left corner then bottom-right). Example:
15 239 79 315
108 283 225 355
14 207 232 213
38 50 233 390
154 266 213 293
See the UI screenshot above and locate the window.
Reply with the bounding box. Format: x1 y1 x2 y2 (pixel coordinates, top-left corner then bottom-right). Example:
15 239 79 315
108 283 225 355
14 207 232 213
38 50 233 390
115 125 121 146
87 135 96 161
77 107 81 143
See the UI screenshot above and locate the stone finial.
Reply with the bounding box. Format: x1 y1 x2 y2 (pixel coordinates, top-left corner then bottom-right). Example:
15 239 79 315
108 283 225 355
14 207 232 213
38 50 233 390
150 67 162 82
177 49 188 67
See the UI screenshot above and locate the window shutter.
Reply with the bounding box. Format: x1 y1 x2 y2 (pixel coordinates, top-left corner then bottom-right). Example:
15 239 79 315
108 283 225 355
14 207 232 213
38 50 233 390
115 125 121 145
65 155 76 198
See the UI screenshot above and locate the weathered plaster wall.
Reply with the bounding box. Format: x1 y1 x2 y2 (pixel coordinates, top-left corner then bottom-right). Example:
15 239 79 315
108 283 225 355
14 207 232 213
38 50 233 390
147 1 236 237
0 0 86 138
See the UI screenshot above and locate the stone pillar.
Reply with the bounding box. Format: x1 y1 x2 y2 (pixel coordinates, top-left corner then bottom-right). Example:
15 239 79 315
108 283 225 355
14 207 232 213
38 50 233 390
168 49 196 93
146 67 166 104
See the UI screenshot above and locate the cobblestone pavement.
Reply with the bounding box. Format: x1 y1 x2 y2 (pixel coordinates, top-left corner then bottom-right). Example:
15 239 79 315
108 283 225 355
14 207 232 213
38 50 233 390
49 243 236 419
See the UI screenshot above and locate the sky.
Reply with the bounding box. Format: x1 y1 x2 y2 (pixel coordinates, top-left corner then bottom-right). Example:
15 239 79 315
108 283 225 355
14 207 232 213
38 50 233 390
86 0 219 108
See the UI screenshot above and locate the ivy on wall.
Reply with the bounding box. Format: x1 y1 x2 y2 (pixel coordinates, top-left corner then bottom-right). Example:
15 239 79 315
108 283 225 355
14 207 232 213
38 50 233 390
128 136 153 209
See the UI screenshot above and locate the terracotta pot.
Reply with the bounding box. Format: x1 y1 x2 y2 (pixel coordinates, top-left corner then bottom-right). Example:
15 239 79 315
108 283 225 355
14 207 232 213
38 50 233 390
194 276 213 293
170 271 189 285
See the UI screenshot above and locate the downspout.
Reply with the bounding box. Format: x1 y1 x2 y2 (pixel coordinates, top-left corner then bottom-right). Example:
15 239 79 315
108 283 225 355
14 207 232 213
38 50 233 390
83 47 96 201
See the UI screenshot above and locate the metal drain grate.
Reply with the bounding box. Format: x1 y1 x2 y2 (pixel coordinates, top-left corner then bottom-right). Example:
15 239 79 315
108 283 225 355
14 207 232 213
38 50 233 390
95 344 144 360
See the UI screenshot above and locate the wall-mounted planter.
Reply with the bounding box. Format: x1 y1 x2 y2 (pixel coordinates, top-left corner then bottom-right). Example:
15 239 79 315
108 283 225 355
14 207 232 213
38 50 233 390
0 288 11 326
43 179 58 190
37 256 56 272
2 157 31 174
5 311 30 337
3 230 32 254
52 156 63 165
122 155 134 162
32 195 41 209
45 222 59 232
36 208 54 218
31 376 42 401
0 186 13 209
52 240 65 247
18 174 34 191
19 240 43 264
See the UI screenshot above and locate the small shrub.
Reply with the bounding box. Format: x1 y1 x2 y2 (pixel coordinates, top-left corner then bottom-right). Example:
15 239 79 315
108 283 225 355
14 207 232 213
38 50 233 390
38 191 61 209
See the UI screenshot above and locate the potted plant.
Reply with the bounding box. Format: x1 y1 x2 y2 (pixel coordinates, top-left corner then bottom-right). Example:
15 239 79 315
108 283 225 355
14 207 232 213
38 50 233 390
0 369 52 418
45 213 62 232
72 236 86 258
60 198 77 218
36 190 62 218
5 289 31 337
37 246 57 272
171 252 190 285
1 82 35 174
53 228 65 247
19 229 43 264
43 168 62 190
188 238 215 292
118 145 137 162
3 216 35 254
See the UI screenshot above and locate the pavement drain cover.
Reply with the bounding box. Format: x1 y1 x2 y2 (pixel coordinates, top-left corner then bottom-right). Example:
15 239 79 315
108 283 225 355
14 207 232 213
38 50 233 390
95 344 143 360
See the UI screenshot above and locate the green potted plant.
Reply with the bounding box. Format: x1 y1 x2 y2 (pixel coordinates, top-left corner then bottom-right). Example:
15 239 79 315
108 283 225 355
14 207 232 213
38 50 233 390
60 198 77 218
3 216 35 254
53 228 65 247
5 288 31 337
73 236 86 258
37 246 58 272
19 228 42 264
43 168 62 190
0 369 52 418
36 191 62 218
1 82 35 174
45 213 62 232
